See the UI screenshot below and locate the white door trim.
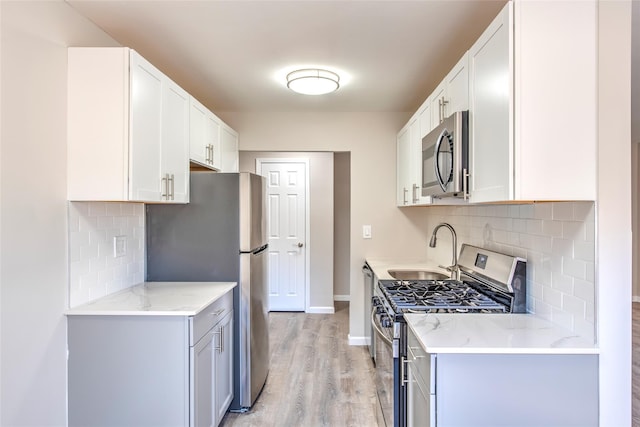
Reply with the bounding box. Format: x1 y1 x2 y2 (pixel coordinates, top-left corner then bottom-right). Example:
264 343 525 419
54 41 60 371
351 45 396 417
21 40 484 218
256 158 311 312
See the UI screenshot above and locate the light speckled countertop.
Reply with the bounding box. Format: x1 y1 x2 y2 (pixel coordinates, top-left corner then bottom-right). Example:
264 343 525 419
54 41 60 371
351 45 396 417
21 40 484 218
366 258 597 354
405 313 598 355
65 282 237 316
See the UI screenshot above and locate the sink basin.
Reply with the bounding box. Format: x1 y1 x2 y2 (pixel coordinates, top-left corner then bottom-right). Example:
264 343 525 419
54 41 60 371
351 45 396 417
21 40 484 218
387 269 449 281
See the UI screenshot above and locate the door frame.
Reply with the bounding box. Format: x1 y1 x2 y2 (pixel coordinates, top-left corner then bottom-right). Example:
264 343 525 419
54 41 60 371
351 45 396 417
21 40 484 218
256 157 311 312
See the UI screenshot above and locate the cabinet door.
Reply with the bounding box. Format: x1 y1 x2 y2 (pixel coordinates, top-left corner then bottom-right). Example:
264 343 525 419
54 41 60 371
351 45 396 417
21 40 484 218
190 98 209 166
190 98 221 170
407 362 432 427
408 118 424 205
129 51 163 202
192 332 215 427
215 313 234 424
430 81 447 126
220 126 239 172
419 100 432 139
445 53 469 115
396 125 411 206
207 114 222 170
468 3 512 203
162 78 190 203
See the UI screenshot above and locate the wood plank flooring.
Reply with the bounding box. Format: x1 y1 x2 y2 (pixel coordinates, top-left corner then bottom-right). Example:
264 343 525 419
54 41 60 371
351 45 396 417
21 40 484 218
633 303 640 426
220 302 379 427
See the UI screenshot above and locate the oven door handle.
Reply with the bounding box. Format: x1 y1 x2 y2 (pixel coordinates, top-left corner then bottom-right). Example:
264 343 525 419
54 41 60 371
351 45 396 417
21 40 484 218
371 307 393 347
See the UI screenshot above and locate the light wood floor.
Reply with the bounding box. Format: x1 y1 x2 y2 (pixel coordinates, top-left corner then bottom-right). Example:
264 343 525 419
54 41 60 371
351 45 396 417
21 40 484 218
633 303 640 426
220 302 379 427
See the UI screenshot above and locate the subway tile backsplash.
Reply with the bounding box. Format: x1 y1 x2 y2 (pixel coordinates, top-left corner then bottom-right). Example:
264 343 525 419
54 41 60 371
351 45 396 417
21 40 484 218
424 201 595 342
68 202 145 308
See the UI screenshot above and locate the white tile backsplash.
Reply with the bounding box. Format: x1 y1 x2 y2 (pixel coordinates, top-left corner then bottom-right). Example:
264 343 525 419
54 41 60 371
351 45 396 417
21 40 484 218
68 202 145 307
423 201 596 342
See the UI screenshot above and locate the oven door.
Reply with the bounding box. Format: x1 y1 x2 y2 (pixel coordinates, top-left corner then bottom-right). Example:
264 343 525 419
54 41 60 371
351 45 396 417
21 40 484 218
372 309 394 427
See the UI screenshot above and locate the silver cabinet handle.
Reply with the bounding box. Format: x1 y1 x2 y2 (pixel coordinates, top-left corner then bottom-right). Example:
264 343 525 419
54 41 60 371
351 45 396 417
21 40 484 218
403 187 408 205
205 145 210 163
169 174 175 200
161 174 169 200
210 308 225 317
412 183 419 203
209 144 214 165
441 96 448 122
463 167 469 200
212 328 222 352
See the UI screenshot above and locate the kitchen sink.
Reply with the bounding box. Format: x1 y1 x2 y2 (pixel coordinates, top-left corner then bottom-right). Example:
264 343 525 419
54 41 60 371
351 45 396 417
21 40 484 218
387 269 449 281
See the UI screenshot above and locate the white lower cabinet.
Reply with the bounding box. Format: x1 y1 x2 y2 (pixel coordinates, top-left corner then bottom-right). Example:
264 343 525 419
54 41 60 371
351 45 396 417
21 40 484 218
68 291 234 427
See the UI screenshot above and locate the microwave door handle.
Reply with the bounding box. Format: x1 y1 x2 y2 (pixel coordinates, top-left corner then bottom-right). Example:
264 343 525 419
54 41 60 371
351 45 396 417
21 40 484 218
434 129 449 192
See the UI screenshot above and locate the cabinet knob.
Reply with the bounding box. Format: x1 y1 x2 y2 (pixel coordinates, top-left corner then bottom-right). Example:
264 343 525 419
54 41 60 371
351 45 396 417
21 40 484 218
297 242 304 248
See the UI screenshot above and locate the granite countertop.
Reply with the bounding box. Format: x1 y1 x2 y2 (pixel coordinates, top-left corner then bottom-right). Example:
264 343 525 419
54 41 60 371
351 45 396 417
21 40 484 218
365 259 450 280
405 313 598 355
65 282 237 316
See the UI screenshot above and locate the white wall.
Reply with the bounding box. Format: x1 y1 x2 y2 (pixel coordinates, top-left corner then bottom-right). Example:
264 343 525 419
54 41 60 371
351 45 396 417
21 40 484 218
597 2 632 425
416 202 595 341
0 1 118 424
221 112 435 341
68 202 145 308
334 152 351 299
239 151 335 312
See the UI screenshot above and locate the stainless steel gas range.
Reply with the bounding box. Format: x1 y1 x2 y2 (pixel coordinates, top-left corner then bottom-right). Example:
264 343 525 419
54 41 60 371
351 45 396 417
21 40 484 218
371 244 527 427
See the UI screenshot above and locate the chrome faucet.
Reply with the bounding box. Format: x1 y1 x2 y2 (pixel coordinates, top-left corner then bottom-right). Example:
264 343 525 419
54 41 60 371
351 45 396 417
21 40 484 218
429 223 458 279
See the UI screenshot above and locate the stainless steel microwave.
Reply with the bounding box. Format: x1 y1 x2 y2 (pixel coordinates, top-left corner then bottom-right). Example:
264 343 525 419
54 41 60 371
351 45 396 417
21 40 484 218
422 110 469 198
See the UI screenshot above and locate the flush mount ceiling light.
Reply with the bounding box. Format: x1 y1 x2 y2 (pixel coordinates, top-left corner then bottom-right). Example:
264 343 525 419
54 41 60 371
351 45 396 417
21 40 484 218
286 68 340 95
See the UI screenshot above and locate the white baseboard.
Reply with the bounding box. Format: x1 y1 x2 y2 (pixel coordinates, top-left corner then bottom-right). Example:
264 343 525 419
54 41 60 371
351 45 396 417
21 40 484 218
333 294 350 302
348 334 369 346
633 296 640 303
306 306 335 314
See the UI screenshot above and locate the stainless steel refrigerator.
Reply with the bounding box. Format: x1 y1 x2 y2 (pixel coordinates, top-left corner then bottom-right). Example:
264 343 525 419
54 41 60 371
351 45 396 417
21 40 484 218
146 172 269 411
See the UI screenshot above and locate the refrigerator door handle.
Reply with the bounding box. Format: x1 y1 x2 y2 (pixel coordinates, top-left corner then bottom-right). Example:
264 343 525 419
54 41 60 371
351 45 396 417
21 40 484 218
253 244 268 255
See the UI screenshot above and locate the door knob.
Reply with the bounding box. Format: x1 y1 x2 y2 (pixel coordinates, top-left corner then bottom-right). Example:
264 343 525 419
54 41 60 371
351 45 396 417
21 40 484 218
297 242 304 248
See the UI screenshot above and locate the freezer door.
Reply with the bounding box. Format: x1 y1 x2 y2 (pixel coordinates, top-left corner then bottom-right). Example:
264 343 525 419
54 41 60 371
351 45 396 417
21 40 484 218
240 173 267 252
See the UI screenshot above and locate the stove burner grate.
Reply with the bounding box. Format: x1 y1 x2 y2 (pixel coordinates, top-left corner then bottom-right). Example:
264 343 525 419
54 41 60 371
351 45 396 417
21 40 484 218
379 278 508 314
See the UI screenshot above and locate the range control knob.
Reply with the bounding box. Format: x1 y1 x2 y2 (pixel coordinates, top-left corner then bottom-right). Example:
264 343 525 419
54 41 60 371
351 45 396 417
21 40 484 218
380 315 393 328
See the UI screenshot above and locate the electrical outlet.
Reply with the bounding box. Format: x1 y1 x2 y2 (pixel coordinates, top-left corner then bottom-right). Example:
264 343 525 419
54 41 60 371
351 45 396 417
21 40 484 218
113 235 127 258
363 225 372 239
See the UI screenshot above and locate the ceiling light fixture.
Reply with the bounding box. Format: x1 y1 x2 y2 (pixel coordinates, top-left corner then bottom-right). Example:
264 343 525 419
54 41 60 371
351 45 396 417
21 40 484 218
286 68 340 95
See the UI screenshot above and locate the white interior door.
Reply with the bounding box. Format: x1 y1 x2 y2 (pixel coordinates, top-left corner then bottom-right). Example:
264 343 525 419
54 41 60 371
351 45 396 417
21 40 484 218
259 160 307 311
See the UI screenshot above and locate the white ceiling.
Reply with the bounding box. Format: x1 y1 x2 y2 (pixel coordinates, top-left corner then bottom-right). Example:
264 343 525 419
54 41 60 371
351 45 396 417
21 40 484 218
65 0 507 113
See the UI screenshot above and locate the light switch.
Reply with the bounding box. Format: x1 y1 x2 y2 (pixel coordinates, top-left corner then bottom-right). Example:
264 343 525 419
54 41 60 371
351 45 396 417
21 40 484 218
363 225 372 239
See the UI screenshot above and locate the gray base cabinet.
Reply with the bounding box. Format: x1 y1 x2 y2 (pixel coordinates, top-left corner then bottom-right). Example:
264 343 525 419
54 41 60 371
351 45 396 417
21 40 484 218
407 327 598 426
68 291 233 427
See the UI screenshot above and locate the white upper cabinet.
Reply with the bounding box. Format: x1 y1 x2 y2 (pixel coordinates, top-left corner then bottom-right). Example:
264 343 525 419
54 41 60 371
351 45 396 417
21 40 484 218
431 53 469 126
397 105 432 207
190 97 222 171
220 125 239 173
468 0 597 202
397 123 412 206
68 47 189 203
